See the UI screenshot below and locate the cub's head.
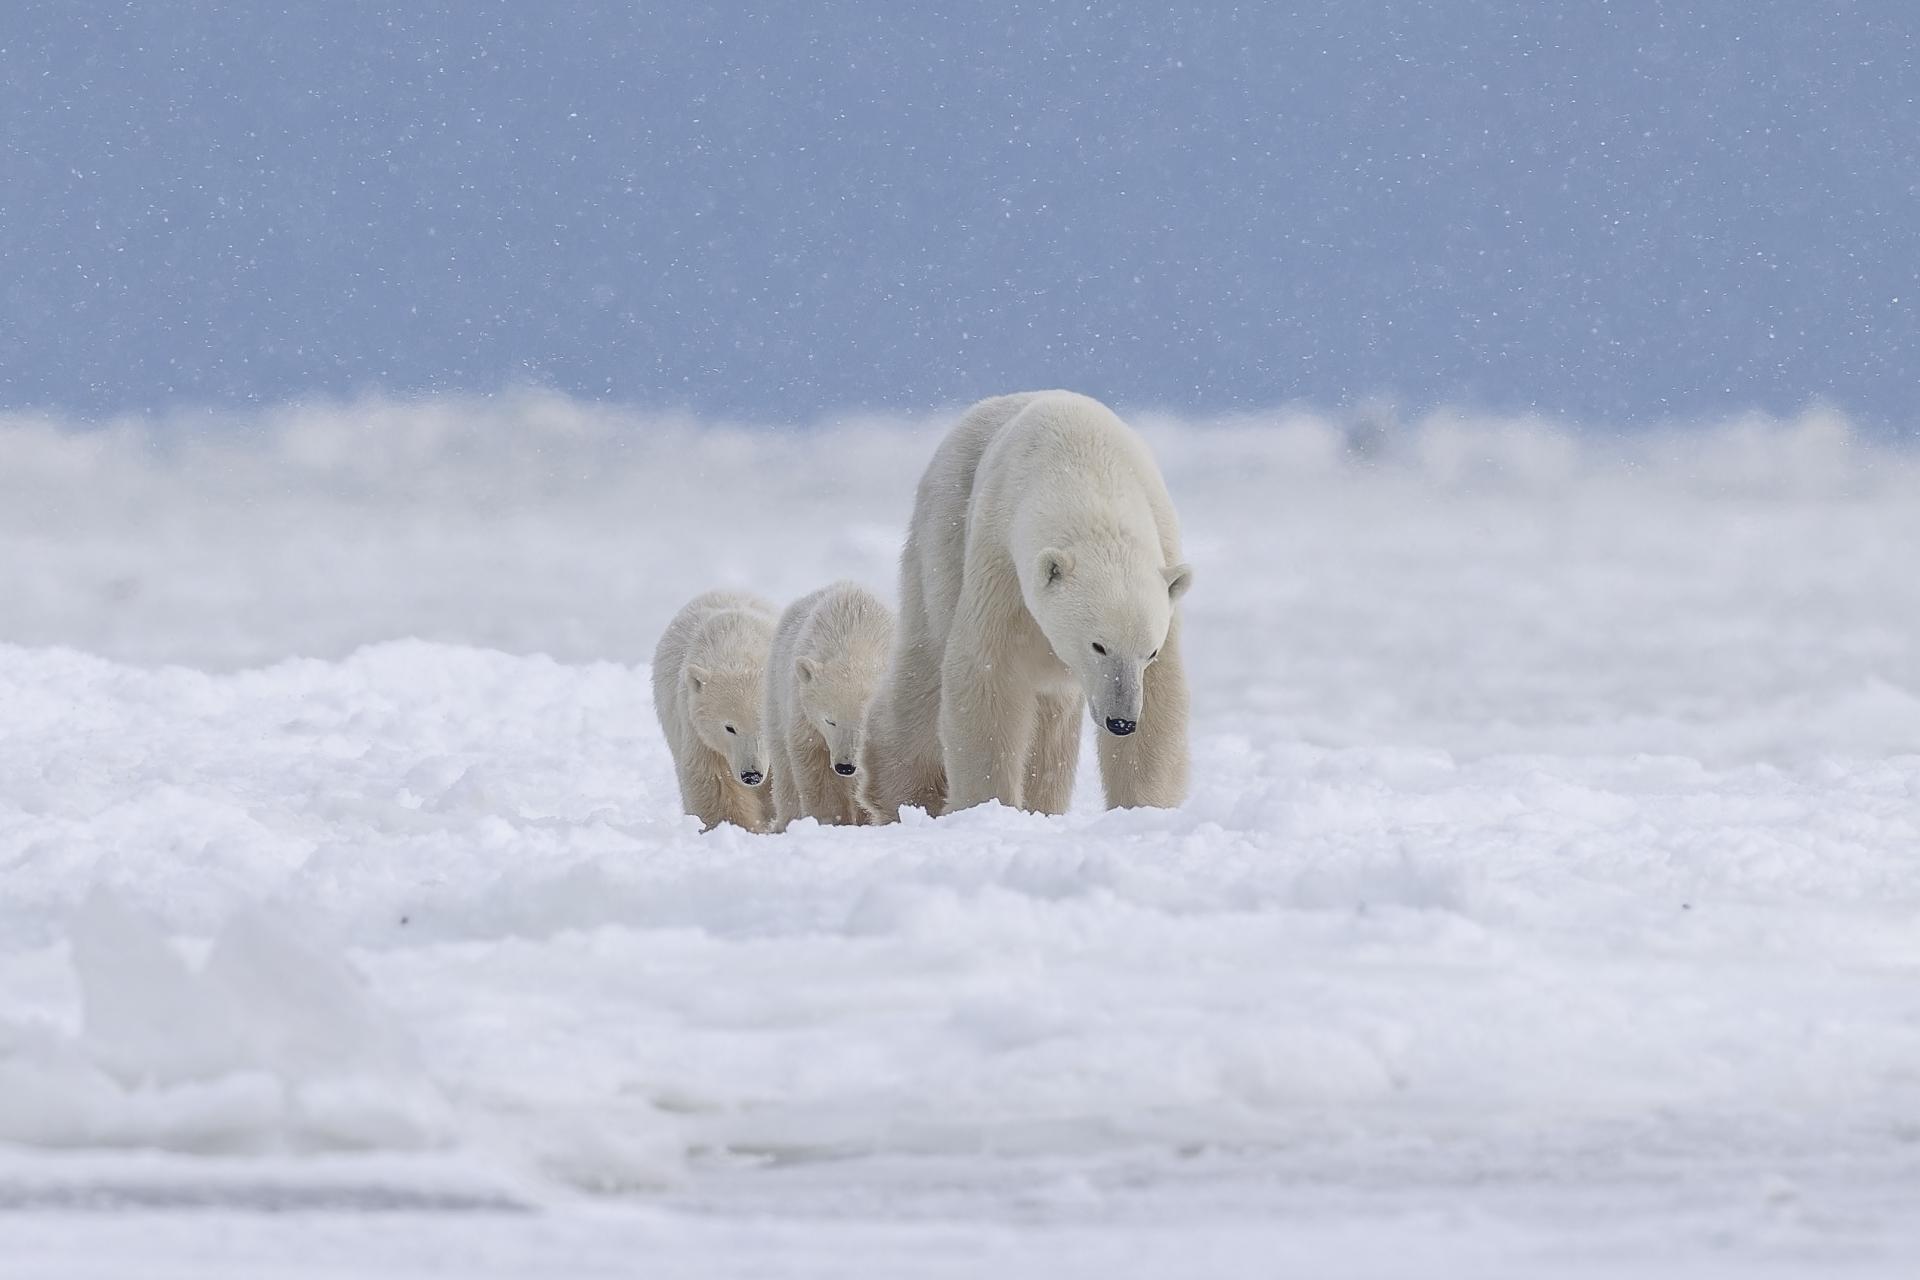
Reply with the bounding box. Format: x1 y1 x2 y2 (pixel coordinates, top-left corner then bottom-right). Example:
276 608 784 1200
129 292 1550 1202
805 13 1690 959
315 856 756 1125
794 653 880 777
684 662 769 787
1028 540 1192 737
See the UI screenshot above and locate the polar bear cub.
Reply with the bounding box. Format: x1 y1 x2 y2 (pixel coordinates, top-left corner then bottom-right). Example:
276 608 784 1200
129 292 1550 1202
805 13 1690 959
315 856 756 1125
653 589 778 831
859 391 1192 821
765 582 894 830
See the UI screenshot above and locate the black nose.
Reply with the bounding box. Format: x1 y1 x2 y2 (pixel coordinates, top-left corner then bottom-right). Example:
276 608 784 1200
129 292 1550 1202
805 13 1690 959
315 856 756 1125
1105 717 1137 736
739 771 763 787
834 762 857 777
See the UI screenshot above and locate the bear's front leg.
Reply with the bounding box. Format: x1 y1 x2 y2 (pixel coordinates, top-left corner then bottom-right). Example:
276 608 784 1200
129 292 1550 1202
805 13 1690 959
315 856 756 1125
817 767 865 827
804 743 864 826
1097 611 1191 809
677 754 734 832
718 771 771 832
790 733 845 825
842 780 873 825
1023 691 1084 815
940 642 1039 814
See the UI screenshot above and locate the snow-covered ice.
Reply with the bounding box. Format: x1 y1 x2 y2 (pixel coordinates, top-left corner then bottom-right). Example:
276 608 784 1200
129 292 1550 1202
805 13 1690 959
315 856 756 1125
1 395 1917 1276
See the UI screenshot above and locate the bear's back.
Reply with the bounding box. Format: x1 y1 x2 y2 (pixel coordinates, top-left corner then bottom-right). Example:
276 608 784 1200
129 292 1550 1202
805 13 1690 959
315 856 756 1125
981 393 1155 495
967 392 1170 558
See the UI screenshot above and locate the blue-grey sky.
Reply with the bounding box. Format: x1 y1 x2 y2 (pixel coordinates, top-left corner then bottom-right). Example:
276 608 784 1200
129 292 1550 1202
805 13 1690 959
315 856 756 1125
2 2 1914 425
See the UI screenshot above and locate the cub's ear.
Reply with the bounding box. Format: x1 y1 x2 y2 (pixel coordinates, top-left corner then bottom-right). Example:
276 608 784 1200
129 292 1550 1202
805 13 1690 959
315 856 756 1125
685 663 710 692
795 655 817 684
1164 563 1193 601
1036 547 1074 587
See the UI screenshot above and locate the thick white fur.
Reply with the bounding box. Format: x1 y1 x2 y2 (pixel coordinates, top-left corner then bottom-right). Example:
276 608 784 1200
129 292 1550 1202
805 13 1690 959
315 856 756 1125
652 589 778 832
764 582 895 831
858 391 1192 821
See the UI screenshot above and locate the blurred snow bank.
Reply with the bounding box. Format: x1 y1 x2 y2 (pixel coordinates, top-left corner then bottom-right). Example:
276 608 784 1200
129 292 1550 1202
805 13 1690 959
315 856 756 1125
2 392 1912 670
1133 400 1893 496
0 391 1902 496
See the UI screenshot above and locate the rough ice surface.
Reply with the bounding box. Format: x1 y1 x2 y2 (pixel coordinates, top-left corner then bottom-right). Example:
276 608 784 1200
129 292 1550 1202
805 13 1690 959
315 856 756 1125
1 396 1917 1276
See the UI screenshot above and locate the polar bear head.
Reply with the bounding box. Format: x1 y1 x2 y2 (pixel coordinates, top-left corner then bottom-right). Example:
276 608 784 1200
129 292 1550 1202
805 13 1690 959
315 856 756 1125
684 660 770 787
1029 539 1192 736
794 654 874 776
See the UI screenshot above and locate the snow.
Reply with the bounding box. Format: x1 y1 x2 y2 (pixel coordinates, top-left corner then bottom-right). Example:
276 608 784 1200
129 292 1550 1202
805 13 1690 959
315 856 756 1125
2 394 1918 1276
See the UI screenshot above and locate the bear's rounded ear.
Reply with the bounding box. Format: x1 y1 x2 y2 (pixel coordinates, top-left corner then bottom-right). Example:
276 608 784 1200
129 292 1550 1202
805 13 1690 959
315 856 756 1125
1164 563 1193 601
1037 547 1074 587
686 663 710 692
795 655 817 684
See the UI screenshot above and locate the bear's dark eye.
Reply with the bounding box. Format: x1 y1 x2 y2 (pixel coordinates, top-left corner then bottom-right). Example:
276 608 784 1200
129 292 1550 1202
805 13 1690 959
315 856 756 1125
1091 643 1107 655
824 718 836 727
725 724 737 735
1149 648 1158 660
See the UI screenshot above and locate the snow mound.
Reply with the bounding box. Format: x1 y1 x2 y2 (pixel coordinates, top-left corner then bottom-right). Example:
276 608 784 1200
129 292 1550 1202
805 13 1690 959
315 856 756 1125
0 891 448 1155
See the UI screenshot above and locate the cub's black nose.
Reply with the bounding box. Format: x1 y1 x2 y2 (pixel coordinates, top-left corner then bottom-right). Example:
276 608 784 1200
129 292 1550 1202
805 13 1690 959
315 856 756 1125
834 762 857 777
739 770 764 787
1105 717 1137 736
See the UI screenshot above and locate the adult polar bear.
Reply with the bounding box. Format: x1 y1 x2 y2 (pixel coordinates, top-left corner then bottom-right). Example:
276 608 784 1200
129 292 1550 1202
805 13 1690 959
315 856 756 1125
858 391 1192 821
